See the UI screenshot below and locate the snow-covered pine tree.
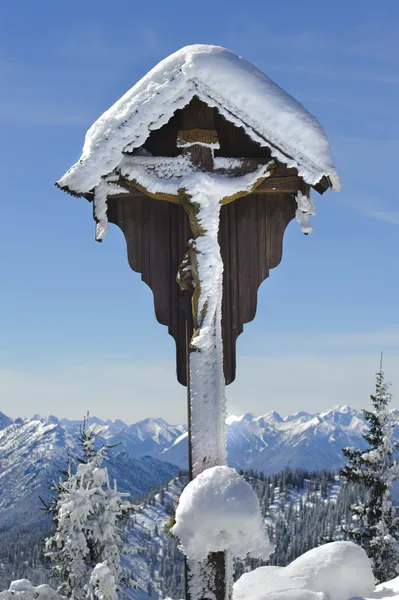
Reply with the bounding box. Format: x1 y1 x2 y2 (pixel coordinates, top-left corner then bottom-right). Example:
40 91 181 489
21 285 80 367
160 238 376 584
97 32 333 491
86 561 117 600
341 361 399 583
44 419 132 599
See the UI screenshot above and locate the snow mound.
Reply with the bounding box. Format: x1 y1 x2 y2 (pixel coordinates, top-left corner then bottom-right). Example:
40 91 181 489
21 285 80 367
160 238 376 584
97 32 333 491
172 465 273 561
9 581 33 592
58 44 339 195
234 541 375 600
0 581 65 600
366 576 399 599
246 592 325 600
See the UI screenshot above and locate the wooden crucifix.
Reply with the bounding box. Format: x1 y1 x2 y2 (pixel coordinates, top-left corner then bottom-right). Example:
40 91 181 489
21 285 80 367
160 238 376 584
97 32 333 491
57 44 339 600
103 96 320 600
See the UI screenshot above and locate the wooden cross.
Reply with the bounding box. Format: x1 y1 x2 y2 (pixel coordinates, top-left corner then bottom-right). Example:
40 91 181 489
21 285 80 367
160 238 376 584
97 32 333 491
105 97 316 388
102 96 325 600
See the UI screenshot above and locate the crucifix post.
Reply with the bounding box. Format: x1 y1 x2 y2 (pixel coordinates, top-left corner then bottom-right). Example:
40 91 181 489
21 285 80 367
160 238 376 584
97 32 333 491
179 98 230 600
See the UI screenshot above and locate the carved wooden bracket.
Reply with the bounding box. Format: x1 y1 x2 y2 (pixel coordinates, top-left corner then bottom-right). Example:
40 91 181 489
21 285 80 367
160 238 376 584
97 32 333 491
107 190 296 386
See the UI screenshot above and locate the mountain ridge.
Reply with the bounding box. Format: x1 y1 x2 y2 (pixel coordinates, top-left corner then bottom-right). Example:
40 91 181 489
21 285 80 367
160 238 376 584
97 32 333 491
0 404 387 477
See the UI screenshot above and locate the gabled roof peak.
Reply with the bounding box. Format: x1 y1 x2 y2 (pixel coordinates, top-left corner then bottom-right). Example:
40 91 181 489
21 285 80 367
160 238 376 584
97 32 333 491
58 44 340 195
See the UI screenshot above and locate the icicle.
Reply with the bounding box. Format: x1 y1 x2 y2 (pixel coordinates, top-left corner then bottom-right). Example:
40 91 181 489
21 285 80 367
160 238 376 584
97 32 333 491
295 190 316 235
94 178 129 241
94 180 109 241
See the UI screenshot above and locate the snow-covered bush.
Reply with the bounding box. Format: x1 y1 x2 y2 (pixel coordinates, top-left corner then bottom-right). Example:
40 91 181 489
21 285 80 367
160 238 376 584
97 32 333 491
85 562 117 600
233 541 375 600
44 422 132 600
172 465 273 561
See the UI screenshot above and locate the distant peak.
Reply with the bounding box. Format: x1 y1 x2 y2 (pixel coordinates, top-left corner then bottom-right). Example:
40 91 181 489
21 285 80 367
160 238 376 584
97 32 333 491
333 405 356 413
258 411 283 423
0 411 13 430
283 411 312 422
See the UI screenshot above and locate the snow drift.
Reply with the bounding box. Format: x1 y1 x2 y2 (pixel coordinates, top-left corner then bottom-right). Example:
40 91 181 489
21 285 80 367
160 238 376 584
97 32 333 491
233 541 375 600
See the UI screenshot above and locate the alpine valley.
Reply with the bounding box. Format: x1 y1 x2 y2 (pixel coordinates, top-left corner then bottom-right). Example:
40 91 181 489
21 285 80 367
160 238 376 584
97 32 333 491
0 404 388 528
0 404 397 596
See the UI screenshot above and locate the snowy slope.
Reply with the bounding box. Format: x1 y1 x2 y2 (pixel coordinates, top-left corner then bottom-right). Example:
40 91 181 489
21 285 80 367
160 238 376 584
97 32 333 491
0 412 13 430
105 418 185 459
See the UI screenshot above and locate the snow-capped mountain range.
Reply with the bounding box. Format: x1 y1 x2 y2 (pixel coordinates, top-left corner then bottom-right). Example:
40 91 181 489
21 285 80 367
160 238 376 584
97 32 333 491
1 403 397 528
0 404 382 495
162 405 375 473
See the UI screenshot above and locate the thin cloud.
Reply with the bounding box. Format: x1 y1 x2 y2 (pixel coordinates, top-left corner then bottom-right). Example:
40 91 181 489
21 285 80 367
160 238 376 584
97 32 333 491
360 208 399 226
1 334 398 423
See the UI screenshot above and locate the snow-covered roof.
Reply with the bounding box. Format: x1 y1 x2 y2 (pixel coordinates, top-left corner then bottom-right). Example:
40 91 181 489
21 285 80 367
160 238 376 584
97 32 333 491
58 44 340 195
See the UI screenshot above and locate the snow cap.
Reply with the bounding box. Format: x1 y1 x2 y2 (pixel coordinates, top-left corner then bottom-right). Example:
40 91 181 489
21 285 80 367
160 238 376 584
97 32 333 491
58 44 340 195
172 465 273 561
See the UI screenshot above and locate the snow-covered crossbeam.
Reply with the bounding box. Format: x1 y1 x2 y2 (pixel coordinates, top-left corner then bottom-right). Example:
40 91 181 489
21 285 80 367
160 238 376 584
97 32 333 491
57 44 340 196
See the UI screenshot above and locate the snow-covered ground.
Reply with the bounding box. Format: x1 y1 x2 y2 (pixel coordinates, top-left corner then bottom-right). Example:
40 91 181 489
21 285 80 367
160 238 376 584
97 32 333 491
4 543 399 600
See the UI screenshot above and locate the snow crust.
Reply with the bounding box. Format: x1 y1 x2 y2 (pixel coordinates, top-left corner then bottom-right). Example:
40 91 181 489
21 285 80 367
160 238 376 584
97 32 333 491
58 44 340 194
172 465 273 561
233 541 375 600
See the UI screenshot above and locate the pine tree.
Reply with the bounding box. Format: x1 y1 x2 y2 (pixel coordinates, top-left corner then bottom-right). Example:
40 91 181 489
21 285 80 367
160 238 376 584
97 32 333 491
44 419 132 599
86 561 118 600
341 361 399 583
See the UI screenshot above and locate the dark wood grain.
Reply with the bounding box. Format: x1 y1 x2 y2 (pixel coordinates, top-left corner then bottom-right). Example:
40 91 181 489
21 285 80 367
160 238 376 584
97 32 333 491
107 190 295 386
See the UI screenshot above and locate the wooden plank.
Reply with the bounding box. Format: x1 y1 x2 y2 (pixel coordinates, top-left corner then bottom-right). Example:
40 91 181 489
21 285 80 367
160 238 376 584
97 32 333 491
253 175 302 194
181 97 215 170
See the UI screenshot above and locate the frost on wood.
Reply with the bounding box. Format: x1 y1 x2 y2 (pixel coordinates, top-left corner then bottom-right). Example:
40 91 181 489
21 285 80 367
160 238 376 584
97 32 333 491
233 541 375 600
57 44 340 195
172 466 273 561
295 190 316 234
93 177 128 241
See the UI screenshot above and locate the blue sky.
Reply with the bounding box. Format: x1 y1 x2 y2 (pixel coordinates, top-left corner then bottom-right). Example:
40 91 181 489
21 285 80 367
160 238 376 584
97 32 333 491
0 0 398 423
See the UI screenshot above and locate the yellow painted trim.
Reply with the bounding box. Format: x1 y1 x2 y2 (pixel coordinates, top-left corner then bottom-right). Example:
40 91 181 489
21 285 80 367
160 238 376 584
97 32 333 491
220 162 276 205
122 177 184 205
220 174 268 205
